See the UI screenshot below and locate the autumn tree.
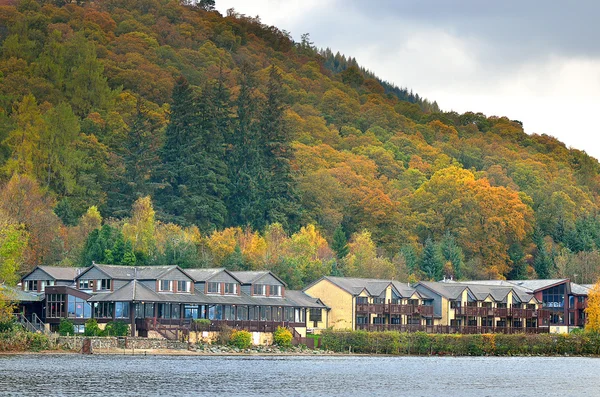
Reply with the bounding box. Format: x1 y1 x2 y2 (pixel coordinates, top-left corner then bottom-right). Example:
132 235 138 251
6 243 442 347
585 280 600 333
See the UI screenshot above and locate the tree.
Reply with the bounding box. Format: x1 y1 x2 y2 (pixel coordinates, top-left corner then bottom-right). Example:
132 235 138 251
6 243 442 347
331 225 349 260
533 228 552 279
585 280 600 333
439 232 464 280
123 196 156 262
421 237 443 281
0 210 28 286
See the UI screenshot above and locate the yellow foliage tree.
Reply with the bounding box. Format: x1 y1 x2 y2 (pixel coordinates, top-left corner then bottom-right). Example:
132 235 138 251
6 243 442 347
585 280 600 333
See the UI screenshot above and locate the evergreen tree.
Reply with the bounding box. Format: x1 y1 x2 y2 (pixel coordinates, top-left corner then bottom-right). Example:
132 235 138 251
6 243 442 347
259 65 300 230
331 225 349 260
507 241 527 280
421 237 443 281
227 64 263 228
439 232 464 280
155 76 228 230
533 228 552 278
400 245 419 274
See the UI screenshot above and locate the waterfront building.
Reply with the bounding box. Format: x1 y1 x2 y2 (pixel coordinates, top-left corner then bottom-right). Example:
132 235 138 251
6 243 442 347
13 264 329 339
304 276 590 334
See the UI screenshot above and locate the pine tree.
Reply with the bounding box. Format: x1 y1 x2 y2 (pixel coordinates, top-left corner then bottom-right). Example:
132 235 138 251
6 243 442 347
226 64 263 228
331 225 349 259
400 245 419 274
439 232 464 280
533 228 552 278
421 237 443 281
507 241 527 280
259 65 300 230
155 76 228 230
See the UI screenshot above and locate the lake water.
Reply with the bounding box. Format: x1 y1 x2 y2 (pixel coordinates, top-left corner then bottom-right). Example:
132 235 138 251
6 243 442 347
0 354 598 396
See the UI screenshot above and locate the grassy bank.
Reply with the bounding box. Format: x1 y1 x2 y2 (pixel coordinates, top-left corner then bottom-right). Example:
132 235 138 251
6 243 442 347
320 330 600 356
0 322 53 352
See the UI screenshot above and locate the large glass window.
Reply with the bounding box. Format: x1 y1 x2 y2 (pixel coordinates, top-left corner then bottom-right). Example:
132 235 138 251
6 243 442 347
184 305 199 319
158 303 171 318
356 316 369 324
236 306 248 320
171 304 180 319
224 305 235 320
46 294 65 318
115 302 130 319
373 297 385 304
94 302 113 318
356 297 368 304
249 306 258 321
309 308 322 322
542 284 565 308
67 296 91 319
144 303 155 318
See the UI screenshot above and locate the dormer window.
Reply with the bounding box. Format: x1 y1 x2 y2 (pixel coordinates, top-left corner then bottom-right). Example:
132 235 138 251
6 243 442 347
253 284 266 296
159 280 172 292
24 280 37 291
176 280 191 293
207 282 221 294
79 280 91 290
40 280 54 292
270 285 282 297
98 279 112 291
224 283 238 295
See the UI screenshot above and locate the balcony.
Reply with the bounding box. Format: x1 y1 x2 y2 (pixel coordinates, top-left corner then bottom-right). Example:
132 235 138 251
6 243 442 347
455 306 488 317
357 303 433 316
355 324 549 334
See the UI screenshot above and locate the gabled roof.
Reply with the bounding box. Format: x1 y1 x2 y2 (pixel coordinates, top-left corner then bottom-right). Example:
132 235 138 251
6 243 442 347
78 264 190 281
308 276 421 298
284 290 328 309
185 268 242 283
417 281 469 300
231 271 287 287
571 282 591 295
22 266 85 281
507 279 569 293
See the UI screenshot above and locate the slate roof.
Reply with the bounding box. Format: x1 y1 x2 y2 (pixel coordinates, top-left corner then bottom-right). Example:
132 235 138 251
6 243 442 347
506 279 569 292
571 283 591 295
417 281 469 300
31 266 85 281
314 276 425 298
83 264 180 280
88 280 326 308
0 284 44 302
184 268 226 282
231 271 287 287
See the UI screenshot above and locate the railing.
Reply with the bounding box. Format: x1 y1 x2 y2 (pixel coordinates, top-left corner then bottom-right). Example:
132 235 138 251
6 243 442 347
355 324 550 334
454 306 543 319
14 313 47 334
356 303 434 316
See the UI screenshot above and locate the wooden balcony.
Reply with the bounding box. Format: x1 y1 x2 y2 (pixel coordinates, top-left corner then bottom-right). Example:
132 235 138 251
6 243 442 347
357 303 433 316
355 324 549 334
455 306 489 317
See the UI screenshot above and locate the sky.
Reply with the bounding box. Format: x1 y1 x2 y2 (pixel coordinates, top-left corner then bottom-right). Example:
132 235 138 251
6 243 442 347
215 0 600 160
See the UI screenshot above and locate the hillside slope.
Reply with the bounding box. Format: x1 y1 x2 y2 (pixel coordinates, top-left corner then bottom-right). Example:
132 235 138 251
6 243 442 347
0 0 599 285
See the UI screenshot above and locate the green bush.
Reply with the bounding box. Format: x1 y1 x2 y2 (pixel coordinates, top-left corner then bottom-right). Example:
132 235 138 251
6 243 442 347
230 329 252 349
58 318 75 336
102 321 129 336
27 333 50 351
0 319 15 333
84 319 101 336
217 324 233 345
273 327 293 348
192 319 211 332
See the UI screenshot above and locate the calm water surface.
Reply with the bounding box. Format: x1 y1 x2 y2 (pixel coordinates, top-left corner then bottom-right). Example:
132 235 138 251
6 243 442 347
0 354 598 396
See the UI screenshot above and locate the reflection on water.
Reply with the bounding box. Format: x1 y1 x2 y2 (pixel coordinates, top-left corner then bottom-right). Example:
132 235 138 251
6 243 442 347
0 354 598 396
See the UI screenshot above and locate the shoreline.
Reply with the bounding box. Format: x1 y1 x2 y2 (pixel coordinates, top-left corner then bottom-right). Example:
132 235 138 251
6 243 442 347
1 349 599 358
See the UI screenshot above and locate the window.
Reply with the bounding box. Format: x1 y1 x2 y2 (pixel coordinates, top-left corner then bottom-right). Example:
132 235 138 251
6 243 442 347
184 305 199 319
224 283 238 295
237 306 248 321
309 308 322 322
253 284 266 296
407 316 421 325
67 296 91 319
269 285 282 297
450 319 461 327
373 316 385 324
159 280 172 292
40 280 54 292
294 308 305 323
94 302 114 318
79 280 91 290
450 301 461 309
467 317 477 326
24 280 36 291
46 294 65 318
177 281 191 293
356 297 368 304
356 316 369 324
391 317 401 324
542 284 565 308
115 302 129 319
207 282 221 294
73 325 85 334
158 303 171 318
171 304 180 319
98 279 112 291
373 297 385 304
284 307 294 322
144 303 155 318
224 305 235 320
273 307 283 322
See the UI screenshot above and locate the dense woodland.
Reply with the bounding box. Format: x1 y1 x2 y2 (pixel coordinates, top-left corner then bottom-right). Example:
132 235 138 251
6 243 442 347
1 0 600 289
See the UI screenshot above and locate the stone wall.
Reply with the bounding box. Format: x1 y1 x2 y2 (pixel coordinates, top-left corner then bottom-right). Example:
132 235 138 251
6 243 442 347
57 336 119 351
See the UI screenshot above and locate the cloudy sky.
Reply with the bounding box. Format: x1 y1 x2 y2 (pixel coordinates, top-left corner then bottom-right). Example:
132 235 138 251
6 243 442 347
216 0 600 159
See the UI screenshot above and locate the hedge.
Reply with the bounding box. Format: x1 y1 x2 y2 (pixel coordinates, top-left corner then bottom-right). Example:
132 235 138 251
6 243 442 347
320 330 600 356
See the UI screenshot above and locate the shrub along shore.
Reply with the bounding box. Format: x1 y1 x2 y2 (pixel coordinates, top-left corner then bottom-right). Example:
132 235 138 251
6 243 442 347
320 330 600 356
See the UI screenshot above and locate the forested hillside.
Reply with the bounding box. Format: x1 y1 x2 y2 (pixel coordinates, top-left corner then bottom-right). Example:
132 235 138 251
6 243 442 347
1 0 600 288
